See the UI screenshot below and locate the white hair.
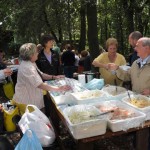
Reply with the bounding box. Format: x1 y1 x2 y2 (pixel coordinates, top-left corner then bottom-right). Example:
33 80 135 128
19 43 37 60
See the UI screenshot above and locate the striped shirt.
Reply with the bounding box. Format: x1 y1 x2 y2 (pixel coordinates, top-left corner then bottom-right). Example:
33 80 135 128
13 61 44 109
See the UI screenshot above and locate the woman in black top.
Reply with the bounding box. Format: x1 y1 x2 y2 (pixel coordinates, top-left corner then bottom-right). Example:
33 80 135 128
36 35 61 76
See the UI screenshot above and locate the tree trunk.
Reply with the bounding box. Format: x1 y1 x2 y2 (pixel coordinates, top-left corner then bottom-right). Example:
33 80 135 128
122 0 135 34
78 1 86 53
115 1 124 54
86 0 99 71
67 0 72 42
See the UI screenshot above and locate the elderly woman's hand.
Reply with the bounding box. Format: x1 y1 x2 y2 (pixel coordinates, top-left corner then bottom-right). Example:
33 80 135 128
59 85 71 91
4 68 13 76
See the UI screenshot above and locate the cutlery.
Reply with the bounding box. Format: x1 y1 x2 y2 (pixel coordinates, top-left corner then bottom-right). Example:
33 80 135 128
90 110 114 118
114 79 117 93
127 89 132 101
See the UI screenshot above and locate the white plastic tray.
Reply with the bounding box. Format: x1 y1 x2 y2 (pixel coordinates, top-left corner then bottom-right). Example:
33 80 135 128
122 95 150 121
93 100 146 132
70 90 107 104
49 93 75 105
101 85 133 100
63 105 107 139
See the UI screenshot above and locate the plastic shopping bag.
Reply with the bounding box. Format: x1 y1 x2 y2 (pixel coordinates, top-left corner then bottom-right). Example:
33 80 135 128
18 105 55 147
3 81 14 99
15 129 43 150
84 78 104 90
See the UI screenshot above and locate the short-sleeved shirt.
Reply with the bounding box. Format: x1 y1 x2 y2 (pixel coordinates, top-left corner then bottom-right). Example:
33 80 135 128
94 52 126 85
13 61 44 109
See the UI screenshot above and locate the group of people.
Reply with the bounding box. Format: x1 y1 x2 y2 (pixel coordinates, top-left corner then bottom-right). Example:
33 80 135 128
93 31 150 96
0 31 149 116
60 43 92 77
36 35 91 79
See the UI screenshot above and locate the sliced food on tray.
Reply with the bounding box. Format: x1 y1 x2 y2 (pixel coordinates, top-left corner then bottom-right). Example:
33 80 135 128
66 105 101 124
122 94 150 120
75 90 105 100
94 100 146 132
122 94 150 108
63 105 107 139
70 90 107 104
129 97 150 108
97 105 135 120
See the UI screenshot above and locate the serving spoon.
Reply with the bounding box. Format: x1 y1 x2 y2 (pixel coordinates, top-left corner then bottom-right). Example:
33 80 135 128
90 110 114 118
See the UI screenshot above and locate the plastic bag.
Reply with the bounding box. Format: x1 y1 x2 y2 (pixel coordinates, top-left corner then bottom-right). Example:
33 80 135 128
84 78 104 90
15 129 43 150
3 81 14 99
3 105 19 131
18 105 55 147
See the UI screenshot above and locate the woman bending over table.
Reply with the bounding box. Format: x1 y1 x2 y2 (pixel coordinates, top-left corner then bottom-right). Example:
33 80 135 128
12 43 70 114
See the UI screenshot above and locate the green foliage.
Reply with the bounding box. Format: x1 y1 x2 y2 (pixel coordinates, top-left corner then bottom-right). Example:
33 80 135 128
0 0 149 57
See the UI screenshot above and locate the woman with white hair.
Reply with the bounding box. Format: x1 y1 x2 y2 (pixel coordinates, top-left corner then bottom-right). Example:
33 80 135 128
12 43 70 114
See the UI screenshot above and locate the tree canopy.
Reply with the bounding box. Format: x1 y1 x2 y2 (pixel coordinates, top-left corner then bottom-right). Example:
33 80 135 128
0 0 150 58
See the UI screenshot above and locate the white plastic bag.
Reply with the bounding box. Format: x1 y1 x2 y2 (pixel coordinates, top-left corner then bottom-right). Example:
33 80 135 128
18 105 55 147
15 129 43 150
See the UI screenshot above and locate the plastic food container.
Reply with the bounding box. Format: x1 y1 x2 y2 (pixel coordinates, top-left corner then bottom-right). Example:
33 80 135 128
93 100 146 132
46 78 88 105
63 105 107 139
122 94 150 121
101 85 133 100
70 90 107 104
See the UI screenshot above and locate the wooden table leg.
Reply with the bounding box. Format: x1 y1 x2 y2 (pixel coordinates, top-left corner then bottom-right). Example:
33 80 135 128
136 128 149 150
77 141 94 150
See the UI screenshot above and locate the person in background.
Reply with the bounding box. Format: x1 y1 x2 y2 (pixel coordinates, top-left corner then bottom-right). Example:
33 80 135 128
92 38 126 86
128 31 142 66
61 44 75 78
108 37 150 95
0 68 12 81
53 42 61 55
99 45 106 53
72 49 80 73
37 44 43 53
0 50 12 69
78 50 91 73
0 50 6 66
12 43 70 115
36 35 61 76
